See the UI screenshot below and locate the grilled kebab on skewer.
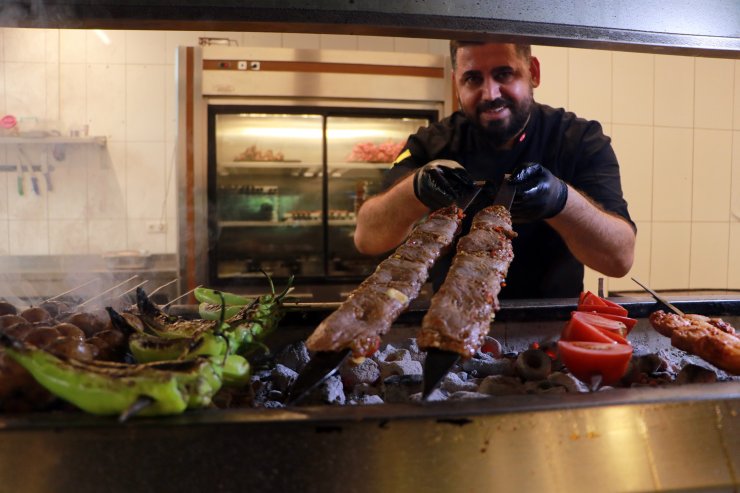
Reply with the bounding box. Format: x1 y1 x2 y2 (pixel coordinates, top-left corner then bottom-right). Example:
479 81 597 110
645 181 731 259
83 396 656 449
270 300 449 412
417 204 516 358
649 310 739 375
305 206 463 358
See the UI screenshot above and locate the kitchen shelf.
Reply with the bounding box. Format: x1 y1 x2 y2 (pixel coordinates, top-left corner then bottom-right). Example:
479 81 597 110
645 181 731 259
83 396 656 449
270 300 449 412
0 136 107 146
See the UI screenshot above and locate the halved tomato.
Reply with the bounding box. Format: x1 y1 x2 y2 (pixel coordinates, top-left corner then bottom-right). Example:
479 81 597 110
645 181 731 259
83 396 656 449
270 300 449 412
588 312 637 336
561 313 617 344
566 311 631 344
557 340 633 385
577 291 629 317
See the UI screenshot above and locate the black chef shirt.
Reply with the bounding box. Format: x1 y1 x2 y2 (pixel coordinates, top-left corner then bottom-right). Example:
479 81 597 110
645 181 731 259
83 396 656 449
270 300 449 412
381 103 635 299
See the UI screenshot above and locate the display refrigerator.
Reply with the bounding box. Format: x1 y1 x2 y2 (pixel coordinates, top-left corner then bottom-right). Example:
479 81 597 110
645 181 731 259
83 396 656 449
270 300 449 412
207 106 437 288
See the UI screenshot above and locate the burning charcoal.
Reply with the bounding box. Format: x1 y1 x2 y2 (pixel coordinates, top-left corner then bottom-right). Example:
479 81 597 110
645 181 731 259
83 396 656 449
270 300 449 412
524 380 567 394
385 348 412 362
270 364 298 393
261 400 285 409
372 344 398 363
275 341 311 373
410 388 448 402
382 374 423 403
440 372 479 393
515 349 552 381
302 375 346 405
448 391 490 400
379 358 423 380
340 357 380 389
547 371 589 393
461 354 516 377
348 382 381 399
251 379 274 406
478 375 526 396
676 364 718 384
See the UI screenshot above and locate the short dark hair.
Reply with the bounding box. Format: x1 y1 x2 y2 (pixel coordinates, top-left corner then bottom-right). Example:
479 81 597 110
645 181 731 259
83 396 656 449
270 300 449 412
449 40 531 70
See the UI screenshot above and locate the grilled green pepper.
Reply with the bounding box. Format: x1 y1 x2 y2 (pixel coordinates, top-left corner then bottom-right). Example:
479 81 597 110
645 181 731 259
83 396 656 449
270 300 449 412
128 331 228 364
194 287 252 306
198 302 243 321
0 334 223 417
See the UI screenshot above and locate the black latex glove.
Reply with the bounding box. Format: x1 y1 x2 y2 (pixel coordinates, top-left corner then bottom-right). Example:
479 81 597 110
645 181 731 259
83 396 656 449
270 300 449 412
413 159 475 210
509 162 568 222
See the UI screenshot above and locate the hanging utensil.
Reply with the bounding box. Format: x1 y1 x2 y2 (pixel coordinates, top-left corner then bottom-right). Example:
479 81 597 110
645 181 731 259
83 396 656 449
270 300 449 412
631 277 684 316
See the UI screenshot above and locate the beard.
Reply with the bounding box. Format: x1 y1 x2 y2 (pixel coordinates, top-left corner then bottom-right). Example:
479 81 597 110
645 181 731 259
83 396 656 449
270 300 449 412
469 94 533 148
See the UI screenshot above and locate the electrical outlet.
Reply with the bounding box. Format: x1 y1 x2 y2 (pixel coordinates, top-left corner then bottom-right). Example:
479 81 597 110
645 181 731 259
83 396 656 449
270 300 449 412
146 221 166 234
249 61 260 71
237 60 247 70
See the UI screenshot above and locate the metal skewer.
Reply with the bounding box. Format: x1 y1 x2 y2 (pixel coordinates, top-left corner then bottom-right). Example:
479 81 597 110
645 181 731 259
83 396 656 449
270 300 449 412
77 275 139 308
147 278 178 297
161 285 202 308
42 278 100 303
118 280 150 298
631 277 685 316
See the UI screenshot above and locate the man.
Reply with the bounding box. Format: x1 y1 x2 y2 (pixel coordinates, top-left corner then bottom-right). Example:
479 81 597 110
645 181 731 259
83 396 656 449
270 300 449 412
353 41 636 298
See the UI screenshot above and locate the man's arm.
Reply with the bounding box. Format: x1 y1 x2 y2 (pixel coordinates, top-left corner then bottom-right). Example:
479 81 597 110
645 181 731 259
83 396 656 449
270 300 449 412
354 174 429 255
547 185 635 277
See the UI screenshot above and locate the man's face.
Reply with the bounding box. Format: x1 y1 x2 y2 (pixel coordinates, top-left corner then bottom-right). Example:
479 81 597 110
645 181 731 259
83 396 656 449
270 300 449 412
453 43 540 148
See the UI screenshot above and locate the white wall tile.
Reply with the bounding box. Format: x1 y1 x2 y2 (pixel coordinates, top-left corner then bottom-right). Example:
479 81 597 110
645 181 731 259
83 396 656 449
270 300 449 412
394 37 428 53
4 28 46 63
127 219 166 252
86 30 125 64
125 30 167 65
0 29 4 62
612 52 653 126
165 65 177 143
532 45 568 111
59 62 87 135
735 61 740 130
611 124 653 222
689 222 729 289
0 61 5 115
653 127 693 221
282 33 320 50
729 223 740 289
88 143 126 219
48 146 88 219
694 57 734 130
650 222 690 290
44 28 59 64
568 48 612 123
609 221 651 292
45 62 60 123
6 148 48 220
49 219 88 254
125 142 165 219
428 39 448 56
5 62 46 120
87 63 126 141
240 32 282 49
165 31 202 62
654 55 693 128
583 266 601 294
0 162 8 218
59 29 86 63
320 35 357 51
87 219 127 253
692 129 732 221
8 219 48 255
126 64 166 142
357 36 394 52
732 131 740 221
0 219 8 254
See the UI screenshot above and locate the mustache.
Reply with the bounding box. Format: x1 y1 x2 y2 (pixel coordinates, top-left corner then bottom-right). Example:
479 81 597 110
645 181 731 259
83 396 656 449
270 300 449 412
476 98 512 114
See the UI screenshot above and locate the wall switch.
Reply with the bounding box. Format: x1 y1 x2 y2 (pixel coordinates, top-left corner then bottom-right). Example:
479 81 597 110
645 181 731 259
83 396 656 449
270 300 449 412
249 61 260 70
146 221 167 234
237 60 248 70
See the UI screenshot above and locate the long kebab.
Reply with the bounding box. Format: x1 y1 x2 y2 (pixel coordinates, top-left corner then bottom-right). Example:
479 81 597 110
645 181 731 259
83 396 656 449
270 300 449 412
649 310 739 375
417 204 516 358
305 205 463 358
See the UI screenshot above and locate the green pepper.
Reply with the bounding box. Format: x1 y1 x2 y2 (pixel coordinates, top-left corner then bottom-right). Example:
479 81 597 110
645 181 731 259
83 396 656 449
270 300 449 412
0 334 223 417
222 354 251 386
193 287 252 306
129 331 228 364
198 302 243 321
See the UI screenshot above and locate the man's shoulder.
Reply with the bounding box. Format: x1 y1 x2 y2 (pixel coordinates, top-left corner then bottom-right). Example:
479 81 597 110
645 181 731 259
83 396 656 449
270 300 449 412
535 103 607 140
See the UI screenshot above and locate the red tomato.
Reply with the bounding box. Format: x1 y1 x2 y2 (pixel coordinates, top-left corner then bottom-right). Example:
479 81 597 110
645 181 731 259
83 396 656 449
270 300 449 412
561 313 617 344
557 340 633 385
586 312 637 335
577 291 629 317
568 311 631 344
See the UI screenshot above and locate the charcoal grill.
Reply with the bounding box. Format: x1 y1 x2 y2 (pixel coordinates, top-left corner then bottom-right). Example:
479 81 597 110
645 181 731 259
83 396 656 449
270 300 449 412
0 295 738 493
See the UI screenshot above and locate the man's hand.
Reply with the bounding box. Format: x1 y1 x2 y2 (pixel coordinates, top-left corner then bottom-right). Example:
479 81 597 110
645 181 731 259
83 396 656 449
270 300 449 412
509 162 568 222
413 160 475 210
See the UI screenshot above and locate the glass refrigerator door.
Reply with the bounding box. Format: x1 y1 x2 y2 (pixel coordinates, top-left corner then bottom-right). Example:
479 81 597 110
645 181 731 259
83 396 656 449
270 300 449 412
212 112 324 281
325 115 431 277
